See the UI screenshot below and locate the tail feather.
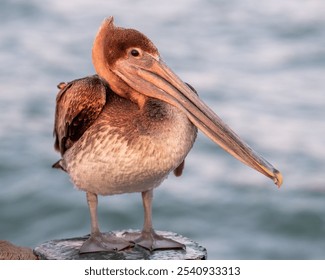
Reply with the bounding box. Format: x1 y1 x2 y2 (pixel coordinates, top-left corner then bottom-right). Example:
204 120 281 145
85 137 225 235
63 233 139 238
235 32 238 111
52 160 66 172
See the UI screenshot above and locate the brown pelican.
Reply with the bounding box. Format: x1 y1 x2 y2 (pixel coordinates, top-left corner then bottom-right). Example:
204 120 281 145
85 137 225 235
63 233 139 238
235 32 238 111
53 17 282 253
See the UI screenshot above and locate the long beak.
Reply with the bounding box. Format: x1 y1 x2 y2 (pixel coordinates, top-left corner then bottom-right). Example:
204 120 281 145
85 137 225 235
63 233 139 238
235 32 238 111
114 55 283 187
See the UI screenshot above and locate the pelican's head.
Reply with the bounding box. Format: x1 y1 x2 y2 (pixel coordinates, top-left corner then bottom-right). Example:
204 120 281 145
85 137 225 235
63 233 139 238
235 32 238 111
92 16 283 187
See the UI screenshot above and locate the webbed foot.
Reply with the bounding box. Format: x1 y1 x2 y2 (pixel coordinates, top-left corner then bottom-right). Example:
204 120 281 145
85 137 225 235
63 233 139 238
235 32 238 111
79 232 133 253
123 229 185 251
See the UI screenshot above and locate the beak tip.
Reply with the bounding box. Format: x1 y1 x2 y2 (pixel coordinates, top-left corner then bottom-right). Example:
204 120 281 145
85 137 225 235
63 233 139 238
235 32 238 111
273 170 283 188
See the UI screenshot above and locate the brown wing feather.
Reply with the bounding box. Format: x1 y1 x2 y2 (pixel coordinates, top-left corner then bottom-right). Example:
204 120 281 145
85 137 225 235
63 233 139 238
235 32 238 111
53 75 107 155
173 160 185 177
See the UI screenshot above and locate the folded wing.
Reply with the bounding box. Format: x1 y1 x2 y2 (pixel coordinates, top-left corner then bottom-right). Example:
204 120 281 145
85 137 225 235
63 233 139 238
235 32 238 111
53 75 107 155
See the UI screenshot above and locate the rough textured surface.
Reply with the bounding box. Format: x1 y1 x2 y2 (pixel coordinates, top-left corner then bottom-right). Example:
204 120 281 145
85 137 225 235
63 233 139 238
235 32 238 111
34 230 207 260
0 240 38 260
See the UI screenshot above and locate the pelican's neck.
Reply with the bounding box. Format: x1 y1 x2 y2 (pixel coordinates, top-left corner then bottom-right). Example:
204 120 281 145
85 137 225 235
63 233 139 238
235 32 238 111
92 18 112 82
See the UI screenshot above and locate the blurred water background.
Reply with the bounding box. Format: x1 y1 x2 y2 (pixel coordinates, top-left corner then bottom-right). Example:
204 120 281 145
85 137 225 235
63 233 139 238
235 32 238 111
0 0 324 259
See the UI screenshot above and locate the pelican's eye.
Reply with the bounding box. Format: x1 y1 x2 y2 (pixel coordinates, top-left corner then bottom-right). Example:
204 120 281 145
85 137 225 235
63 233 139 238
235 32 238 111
130 49 140 57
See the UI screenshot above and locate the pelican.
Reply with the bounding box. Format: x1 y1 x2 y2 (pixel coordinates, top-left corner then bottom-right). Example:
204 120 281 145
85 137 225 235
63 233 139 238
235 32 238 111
53 17 283 253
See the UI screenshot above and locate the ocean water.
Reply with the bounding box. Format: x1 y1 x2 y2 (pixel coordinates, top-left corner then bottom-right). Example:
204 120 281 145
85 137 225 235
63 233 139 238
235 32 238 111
0 0 324 259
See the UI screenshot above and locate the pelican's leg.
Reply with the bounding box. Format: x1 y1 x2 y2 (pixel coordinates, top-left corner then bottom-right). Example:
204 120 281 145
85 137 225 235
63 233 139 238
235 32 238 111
124 190 185 251
79 192 132 253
